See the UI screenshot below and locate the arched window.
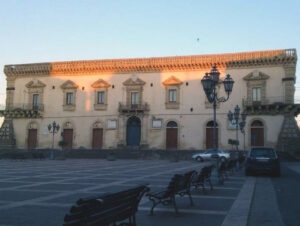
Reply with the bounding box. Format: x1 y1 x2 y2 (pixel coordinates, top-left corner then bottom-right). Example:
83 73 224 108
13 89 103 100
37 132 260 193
167 121 178 128
251 120 263 127
206 121 218 128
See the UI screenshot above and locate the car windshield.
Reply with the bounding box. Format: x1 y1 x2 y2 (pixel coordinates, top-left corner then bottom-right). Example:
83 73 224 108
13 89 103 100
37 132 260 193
250 149 275 158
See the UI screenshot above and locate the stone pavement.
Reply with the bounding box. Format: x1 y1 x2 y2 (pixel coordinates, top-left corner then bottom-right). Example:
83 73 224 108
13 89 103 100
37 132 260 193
0 159 253 226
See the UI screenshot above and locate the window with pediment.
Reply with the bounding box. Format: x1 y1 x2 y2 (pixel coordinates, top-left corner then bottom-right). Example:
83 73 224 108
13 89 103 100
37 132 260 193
162 76 182 109
60 80 79 111
91 79 111 110
123 75 145 108
243 70 269 105
25 79 46 111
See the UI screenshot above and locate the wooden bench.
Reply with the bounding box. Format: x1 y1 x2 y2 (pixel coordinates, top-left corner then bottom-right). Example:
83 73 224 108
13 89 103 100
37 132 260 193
146 171 196 215
192 165 214 194
63 184 149 226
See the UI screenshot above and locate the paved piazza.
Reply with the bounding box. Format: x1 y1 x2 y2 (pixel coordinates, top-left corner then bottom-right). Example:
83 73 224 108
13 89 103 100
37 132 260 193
0 159 251 226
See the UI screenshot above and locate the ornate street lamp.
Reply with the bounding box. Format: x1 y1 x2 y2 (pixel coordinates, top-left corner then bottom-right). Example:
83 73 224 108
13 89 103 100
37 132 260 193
201 65 234 152
228 106 247 152
239 110 247 153
48 121 60 160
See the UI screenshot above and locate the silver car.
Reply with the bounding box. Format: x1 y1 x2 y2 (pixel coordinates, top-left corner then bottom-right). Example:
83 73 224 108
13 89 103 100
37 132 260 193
192 149 230 162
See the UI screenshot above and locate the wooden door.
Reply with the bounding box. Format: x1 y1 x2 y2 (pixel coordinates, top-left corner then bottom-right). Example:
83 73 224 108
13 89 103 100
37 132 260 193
166 128 178 149
28 129 37 149
92 128 103 149
126 117 141 146
251 128 264 146
63 129 73 149
206 128 218 149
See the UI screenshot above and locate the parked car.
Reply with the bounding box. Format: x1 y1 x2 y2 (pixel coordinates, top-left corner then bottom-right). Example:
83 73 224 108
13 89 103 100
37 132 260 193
192 149 230 162
245 146 280 177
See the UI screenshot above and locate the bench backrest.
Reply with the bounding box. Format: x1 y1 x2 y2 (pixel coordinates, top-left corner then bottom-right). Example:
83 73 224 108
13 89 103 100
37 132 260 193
63 185 149 226
165 171 195 196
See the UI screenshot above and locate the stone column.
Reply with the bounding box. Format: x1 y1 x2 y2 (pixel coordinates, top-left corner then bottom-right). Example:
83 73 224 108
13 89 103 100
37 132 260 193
283 64 296 104
140 114 149 147
5 76 16 110
117 115 126 147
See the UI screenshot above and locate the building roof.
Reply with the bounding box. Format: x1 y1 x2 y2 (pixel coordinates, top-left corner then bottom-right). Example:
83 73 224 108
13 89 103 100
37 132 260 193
4 49 297 77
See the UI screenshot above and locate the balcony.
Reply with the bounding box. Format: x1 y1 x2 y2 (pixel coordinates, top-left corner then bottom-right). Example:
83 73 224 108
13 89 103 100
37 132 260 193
118 102 149 114
0 104 44 118
242 97 300 116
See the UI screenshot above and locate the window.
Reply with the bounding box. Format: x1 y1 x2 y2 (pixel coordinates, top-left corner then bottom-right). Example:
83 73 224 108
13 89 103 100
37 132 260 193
252 88 261 102
66 92 74 105
169 89 177 102
97 91 105 104
131 92 139 106
32 94 39 108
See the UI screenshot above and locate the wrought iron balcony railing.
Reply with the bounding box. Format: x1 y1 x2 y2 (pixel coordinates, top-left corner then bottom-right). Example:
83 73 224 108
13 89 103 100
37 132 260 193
242 96 286 106
118 102 149 113
4 104 44 111
0 104 44 118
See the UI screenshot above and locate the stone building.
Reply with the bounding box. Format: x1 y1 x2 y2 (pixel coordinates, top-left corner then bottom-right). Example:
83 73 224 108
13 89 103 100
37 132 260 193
0 49 299 151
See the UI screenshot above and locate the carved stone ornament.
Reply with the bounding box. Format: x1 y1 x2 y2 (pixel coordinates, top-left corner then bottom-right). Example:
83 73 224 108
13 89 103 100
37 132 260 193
243 70 270 81
60 80 79 89
25 80 46 88
91 79 111 89
162 76 183 86
123 77 146 86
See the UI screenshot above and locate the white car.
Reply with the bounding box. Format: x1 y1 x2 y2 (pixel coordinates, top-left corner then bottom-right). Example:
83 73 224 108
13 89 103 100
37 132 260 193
192 149 230 162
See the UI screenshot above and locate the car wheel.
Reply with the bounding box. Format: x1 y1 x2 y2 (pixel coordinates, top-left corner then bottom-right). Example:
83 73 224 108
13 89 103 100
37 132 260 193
220 157 226 162
196 157 203 162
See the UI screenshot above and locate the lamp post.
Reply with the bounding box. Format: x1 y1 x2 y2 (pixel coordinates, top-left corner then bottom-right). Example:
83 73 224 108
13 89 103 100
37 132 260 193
228 106 247 152
201 65 234 152
48 121 60 160
239 110 247 153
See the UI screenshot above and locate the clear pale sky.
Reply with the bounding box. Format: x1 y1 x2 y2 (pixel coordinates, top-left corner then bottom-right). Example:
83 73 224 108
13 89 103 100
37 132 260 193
1 0 300 106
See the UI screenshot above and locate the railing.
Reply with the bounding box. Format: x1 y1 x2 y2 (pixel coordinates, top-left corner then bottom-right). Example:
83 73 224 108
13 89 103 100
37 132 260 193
3 104 44 111
243 96 286 106
118 102 149 112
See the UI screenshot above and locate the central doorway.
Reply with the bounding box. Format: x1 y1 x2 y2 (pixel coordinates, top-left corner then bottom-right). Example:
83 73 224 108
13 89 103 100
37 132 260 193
126 116 141 146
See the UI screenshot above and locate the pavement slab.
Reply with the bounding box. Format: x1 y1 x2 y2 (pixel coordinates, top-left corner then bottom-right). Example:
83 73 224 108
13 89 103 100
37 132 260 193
0 159 252 226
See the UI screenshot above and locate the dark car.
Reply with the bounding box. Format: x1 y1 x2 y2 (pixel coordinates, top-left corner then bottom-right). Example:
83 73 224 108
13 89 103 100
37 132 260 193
245 146 280 176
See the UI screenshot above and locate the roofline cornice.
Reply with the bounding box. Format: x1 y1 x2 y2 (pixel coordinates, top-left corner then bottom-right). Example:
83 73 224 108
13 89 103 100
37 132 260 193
4 49 297 77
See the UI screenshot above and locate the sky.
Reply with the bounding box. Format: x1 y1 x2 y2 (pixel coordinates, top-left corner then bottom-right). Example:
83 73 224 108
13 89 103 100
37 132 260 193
0 0 300 108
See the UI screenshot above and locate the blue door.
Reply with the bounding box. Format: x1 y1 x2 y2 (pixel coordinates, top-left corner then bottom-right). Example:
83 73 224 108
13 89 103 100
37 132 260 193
126 116 141 146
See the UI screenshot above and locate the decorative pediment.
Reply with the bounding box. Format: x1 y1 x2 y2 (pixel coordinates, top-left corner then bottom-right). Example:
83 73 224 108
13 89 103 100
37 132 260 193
123 76 145 86
162 76 183 86
25 80 46 88
60 80 79 89
243 70 270 81
91 79 111 89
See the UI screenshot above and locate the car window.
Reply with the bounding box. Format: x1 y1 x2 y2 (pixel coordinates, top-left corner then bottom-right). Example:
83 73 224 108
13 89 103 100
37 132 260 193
250 149 275 158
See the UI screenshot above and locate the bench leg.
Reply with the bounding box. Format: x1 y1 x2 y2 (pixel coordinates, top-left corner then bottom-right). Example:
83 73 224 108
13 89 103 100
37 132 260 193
187 191 194 206
149 197 159 216
207 178 213 191
172 196 178 214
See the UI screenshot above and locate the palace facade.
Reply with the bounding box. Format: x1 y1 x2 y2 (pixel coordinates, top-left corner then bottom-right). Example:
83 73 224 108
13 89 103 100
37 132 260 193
0 49 299 151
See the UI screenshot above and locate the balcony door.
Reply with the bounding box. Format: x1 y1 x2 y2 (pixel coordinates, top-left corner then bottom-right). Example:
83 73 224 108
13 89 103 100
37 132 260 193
131 92 139 109
126 116 141 146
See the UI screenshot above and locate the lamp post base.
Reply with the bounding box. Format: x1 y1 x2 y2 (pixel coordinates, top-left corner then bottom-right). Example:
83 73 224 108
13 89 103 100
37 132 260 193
50 151 55 160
